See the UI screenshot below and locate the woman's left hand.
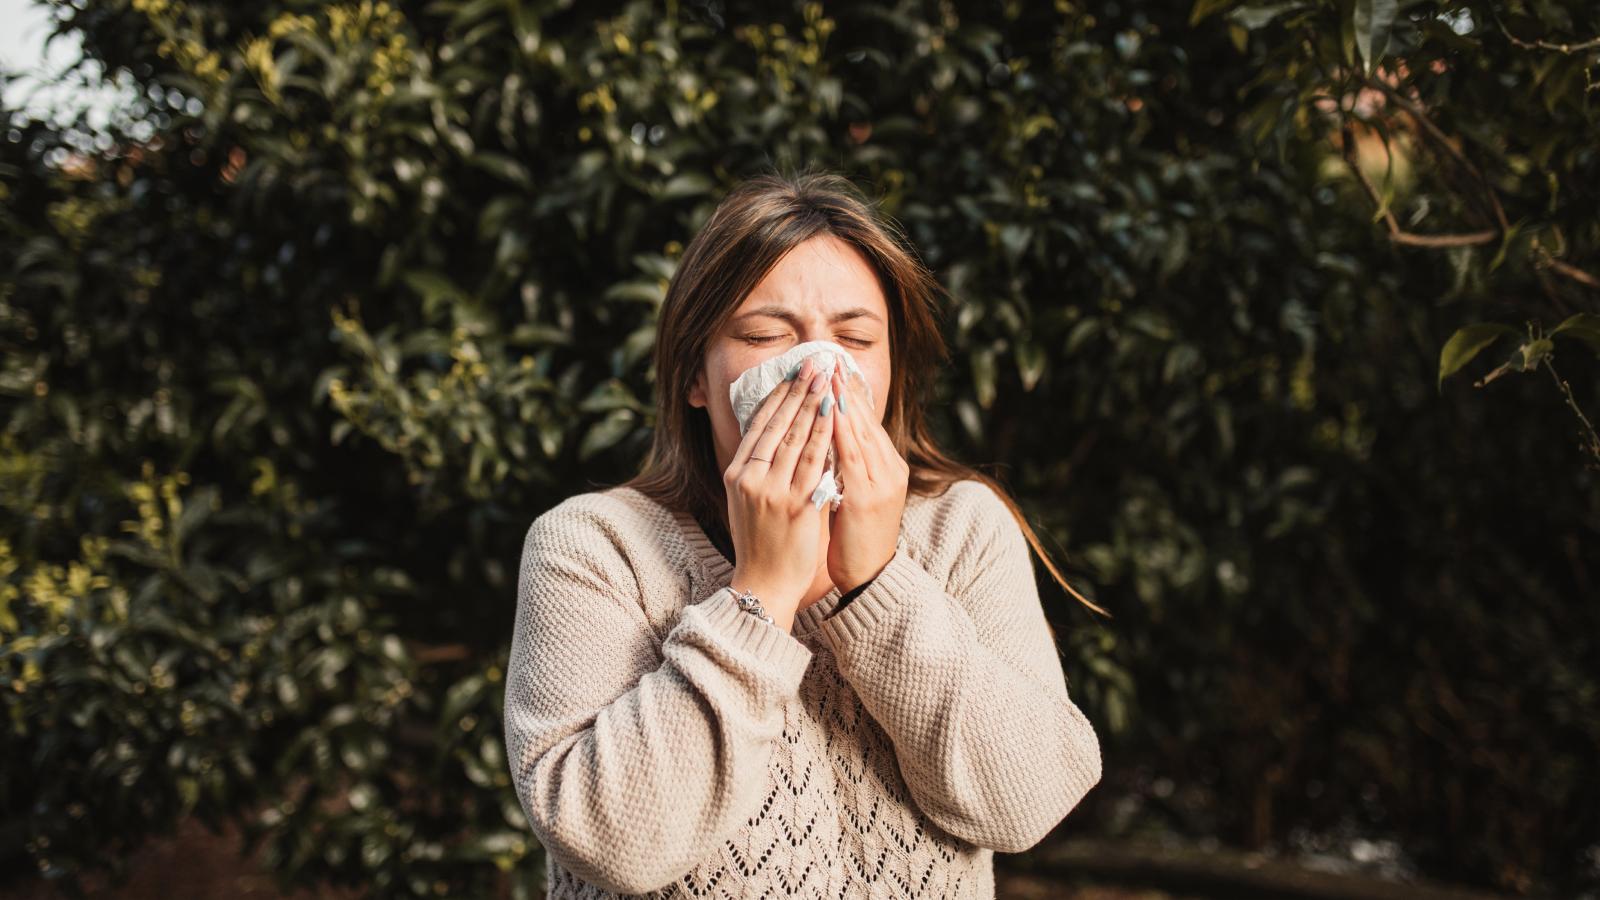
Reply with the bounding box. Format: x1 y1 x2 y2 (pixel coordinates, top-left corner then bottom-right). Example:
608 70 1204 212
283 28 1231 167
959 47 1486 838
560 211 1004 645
825 361 909 593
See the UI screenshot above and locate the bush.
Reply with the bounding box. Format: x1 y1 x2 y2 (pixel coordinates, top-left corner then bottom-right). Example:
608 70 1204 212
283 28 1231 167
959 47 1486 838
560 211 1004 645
2 0 1596 895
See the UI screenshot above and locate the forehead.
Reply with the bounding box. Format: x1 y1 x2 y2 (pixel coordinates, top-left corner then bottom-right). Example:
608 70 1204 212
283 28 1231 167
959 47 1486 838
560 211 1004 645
736 233 887 319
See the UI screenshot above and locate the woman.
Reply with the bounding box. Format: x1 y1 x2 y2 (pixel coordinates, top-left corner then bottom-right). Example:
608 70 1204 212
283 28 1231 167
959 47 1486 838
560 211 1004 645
503 169 1104 899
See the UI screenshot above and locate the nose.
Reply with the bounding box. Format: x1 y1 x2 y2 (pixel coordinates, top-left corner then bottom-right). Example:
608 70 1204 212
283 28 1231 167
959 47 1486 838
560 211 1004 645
797 320 833 346
781 311 844 348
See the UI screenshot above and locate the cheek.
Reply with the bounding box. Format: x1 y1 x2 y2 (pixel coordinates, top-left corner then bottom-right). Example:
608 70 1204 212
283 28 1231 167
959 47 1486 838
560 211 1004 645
701 352 738 411
851 363 889 414
711 361 755 431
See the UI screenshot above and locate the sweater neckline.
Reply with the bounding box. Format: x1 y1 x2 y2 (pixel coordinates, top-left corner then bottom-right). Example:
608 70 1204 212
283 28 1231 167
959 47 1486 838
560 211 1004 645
650 493 847 640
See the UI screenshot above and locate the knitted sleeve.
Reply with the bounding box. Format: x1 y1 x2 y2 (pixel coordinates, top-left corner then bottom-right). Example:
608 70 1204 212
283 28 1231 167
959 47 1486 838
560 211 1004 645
813 482 1102 853
826 577 874 617
503 500 814 894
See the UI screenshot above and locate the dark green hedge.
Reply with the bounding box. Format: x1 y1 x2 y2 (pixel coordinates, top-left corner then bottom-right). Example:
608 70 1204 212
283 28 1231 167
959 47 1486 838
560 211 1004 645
2 0 1597 896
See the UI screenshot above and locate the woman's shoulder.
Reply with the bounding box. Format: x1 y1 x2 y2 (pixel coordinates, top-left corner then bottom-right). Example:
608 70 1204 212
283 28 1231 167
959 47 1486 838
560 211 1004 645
521 485 664 561
906 477 1023 559
915 477 1014 526
518 485 702 632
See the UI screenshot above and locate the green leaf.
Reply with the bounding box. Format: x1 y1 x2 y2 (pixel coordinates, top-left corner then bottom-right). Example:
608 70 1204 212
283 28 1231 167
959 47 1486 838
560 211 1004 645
1487 219 1526 273
449 0 506 29
1340 1 1358 67
578 409 636 461
1228 22 1250 52
577 378 642 413
954 398 983 445
1353 0 1397 75
631 253 677 281
1550 312 1600 355
1189 0 1234 26
971 347 997 409
620 324 657 369
440 675 486 726
1016 341 1046 391
1437 322 1519 391
469 152 532 187
604 280 665 305
1514 338 1554 372
508 323 573 346
656 173 715 200
1226 2 1311 31
999 224 1032 267
476 195 524 239
536 411 564 459
403 270 467 307
1066 317 1102 354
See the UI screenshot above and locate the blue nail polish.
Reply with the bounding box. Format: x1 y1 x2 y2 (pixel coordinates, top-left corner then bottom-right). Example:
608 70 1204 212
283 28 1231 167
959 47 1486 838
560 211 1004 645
819 395 833 416
838 395 847 415
786 363 802 381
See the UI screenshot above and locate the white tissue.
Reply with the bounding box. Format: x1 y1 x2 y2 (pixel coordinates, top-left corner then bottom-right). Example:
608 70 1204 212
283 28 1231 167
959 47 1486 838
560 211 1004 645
727 340 873 511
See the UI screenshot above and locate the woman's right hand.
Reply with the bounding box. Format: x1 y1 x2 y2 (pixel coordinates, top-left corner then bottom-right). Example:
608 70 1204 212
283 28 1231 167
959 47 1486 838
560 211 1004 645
723 354 838 629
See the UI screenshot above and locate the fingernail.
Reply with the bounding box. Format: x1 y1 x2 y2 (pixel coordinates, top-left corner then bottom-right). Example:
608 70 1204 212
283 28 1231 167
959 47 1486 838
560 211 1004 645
785 363 801 381
838 394 847 415
820 395 833 416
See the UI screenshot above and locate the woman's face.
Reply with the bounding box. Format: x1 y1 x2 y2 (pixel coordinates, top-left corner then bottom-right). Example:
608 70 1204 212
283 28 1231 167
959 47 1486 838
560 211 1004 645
689 233 892 479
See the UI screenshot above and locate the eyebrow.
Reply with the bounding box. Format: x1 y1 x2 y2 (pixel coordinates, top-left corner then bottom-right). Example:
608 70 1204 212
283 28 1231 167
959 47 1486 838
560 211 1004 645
733 304 884 326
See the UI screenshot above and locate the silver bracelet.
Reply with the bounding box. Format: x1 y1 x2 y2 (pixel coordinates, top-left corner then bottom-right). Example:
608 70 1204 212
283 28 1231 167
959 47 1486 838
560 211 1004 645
728 584 775 626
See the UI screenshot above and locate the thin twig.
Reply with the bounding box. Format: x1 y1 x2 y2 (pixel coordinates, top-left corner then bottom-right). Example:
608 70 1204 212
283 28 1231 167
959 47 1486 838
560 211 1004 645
1543 356 1600 470
1339 123 1401 233
1543 256 1600 289
1495 11 1600 54
1361 75 1511 233
1533 267 1579 319
1338 122 1497 247
1390 229 1498 247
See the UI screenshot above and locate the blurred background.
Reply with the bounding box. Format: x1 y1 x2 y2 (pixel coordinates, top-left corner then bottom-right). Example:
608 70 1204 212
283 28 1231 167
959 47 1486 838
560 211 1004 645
2 0 1597 897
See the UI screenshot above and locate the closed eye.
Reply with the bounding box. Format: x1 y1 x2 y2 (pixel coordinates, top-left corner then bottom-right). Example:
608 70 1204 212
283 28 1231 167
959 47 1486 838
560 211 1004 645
744 335 874 347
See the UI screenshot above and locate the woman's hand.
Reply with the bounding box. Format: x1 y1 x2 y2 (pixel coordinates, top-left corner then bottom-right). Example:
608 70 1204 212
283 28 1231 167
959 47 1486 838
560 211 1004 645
722 356 838 628
826 363 909 594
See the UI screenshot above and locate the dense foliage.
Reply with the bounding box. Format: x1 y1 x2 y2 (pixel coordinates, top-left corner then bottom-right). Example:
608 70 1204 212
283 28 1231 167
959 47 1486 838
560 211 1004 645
2 0 1596 896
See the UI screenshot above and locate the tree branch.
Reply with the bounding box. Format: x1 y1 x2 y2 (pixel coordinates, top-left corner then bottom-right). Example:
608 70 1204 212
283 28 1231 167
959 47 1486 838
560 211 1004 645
1338 122 1497 248
1360 74 1510 233
1543 357 1600 471
1495 11 1600 54
1541 255 1600 290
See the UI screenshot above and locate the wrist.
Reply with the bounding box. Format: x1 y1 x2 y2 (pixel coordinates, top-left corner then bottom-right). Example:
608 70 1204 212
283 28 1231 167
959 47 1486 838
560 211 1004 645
728 571 799 622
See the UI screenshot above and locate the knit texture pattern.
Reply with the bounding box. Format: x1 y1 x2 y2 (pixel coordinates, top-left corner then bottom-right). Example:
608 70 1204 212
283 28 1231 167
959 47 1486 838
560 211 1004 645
504 480 1102 898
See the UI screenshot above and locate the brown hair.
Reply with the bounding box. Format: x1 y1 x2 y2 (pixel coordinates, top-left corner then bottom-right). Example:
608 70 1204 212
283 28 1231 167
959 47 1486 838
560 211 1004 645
623 165 1108 618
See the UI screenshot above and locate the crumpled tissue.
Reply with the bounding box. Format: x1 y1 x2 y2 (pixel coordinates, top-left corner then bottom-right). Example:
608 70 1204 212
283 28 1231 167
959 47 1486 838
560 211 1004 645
727 339 874 511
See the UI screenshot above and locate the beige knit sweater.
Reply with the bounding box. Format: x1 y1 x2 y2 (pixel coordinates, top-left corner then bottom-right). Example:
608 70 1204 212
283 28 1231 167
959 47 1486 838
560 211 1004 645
503 479 1102 899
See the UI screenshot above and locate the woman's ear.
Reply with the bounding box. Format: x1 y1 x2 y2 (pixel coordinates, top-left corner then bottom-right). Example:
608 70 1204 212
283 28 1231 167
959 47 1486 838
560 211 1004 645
687 370 707 409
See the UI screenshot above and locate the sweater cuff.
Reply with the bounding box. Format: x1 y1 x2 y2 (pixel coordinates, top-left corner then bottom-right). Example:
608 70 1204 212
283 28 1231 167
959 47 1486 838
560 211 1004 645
815 541 930 654
826 578 874 618
697 586 815 690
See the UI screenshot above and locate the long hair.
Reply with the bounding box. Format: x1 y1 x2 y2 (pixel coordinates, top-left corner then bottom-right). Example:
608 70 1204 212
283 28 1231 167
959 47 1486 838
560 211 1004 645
623 165 1108 618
